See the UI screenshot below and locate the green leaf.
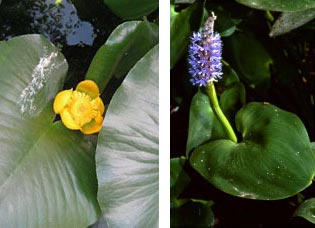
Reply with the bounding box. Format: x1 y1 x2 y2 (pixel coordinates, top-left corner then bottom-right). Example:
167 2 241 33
86 20 158 93
220 82 246 122
190 102 315 200
0 35 100 227
170 1 204 69
96 45 158 228
170 156 190 199
236 0 315 12
213 7 238 37
294 198 315 224
103 0 158 19
220 60 241 86
186 90 227 157
270 8 315 37
171 199 214 227
224 31 273 89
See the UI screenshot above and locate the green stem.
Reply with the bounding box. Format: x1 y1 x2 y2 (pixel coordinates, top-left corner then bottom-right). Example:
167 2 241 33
205 81 238 143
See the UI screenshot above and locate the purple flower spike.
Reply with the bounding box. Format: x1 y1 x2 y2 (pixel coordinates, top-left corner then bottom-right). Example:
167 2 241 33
188 13 223 87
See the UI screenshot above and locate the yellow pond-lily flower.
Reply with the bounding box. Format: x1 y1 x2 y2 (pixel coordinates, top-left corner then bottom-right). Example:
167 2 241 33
53 80 105 134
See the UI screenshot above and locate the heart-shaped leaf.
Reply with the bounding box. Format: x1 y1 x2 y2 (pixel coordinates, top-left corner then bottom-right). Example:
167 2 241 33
96 45 158 228
0 35 100 227
236 0 315 12
103 0 158 19
190 102 315 200
86 20 158 93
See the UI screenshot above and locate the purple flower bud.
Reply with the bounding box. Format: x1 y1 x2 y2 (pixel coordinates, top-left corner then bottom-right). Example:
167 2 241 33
188 13 223 87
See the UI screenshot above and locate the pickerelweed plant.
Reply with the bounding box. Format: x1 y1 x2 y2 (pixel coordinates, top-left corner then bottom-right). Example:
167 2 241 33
188 12 237 143
185 11 315 201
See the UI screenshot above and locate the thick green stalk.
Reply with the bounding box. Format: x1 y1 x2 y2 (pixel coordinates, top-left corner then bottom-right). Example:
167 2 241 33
205 81 238 143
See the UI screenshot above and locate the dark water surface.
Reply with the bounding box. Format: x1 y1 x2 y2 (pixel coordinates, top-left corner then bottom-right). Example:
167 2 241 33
0 0 122 90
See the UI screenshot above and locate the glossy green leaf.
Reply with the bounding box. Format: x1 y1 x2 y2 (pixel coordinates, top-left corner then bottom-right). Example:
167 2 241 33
186 63 243 157
224 31 273 88
270 8 315 37
186 90 227 157
220 82 246 122
96 45 158 228
170 1 204 69
190 102 315 200
171 157 190 199
294 198 315 224
103 0 158 19
0 35 100 227
171 199 214 227
236 0 315 12
86 20 158 93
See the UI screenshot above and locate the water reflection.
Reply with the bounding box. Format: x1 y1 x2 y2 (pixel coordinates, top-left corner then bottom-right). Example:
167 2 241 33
0 0 95 46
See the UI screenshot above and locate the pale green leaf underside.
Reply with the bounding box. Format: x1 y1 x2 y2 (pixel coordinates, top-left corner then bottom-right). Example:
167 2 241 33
96 45 159 228
0 35 100 227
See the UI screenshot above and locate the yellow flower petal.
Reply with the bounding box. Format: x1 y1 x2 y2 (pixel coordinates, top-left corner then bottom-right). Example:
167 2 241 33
76 80 99 99
81 114 103 134
96 97 105 115
53 89 73 114
60 108 80 130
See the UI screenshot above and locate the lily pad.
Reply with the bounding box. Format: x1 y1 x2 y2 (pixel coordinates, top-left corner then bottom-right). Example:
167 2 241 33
0 35 100 227
190 102 315 199
96 45 158 228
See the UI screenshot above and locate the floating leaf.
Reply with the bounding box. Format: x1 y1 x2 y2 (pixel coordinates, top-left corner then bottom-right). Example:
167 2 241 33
190 102 315 200
0 35 100 227
96 45 158 228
